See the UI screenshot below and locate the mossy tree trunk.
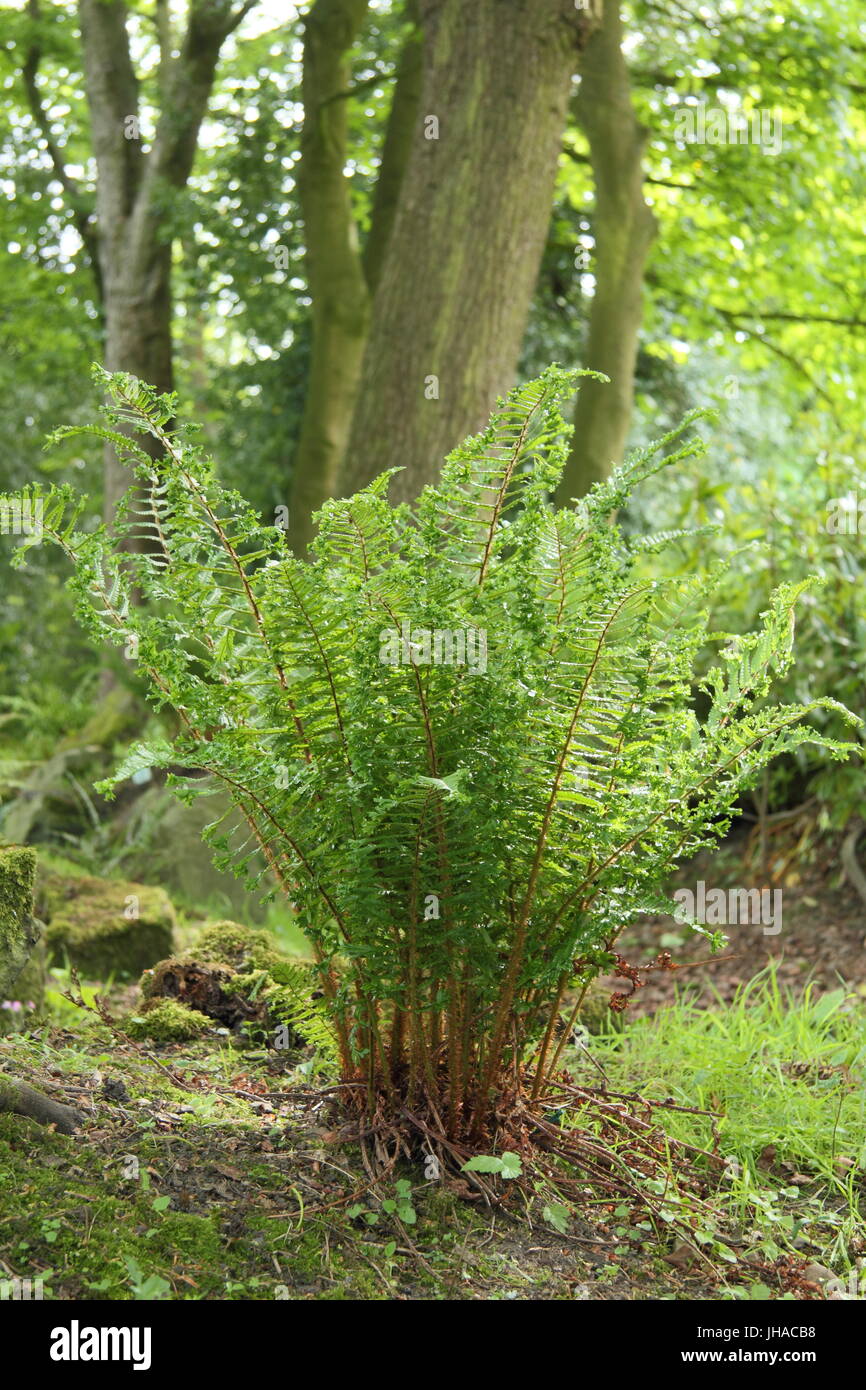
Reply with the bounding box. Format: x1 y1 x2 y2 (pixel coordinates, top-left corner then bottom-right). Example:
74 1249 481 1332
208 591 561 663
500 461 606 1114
557 0 657 502
0 847 39 999
287 0 375 555
288 0 426 554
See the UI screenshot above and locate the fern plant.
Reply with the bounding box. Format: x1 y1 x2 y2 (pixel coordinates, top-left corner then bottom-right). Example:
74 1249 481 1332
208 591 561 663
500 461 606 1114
4 365 858 1152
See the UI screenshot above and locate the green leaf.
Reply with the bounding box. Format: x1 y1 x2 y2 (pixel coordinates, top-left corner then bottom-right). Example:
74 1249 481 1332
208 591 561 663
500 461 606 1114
542 1202 571 1233
462 1151 523 1179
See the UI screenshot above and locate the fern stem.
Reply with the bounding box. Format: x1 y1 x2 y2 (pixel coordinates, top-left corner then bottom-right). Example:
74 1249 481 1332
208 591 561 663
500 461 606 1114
545 977 593 1083
529 970 570 1101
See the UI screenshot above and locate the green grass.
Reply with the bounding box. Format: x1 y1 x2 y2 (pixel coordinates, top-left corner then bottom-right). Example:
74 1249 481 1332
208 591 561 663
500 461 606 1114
578 967 866 1265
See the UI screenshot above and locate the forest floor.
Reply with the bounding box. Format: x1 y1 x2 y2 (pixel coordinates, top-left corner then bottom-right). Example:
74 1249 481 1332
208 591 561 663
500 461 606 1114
1 820 863 1302
0 1021 841 1303
599 818 866 1017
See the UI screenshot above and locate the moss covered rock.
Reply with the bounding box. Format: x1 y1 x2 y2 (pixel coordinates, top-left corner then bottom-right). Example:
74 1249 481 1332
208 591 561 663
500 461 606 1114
140 956 261 1030
0 938 46 1035
42 873 176 980
0 845 40 998
125 999 211 1043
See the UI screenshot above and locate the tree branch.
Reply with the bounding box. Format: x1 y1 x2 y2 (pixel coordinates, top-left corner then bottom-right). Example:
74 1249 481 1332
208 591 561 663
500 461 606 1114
319 64 396 108
78 0 144 230
154 0 173 104
22 0 102 297
715 308 866 330
711 302 842 419
562 143 694 190
146 0 259 193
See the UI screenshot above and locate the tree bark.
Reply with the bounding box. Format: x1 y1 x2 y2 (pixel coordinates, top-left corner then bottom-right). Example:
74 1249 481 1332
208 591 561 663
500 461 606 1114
556 0 657 502
77 0 257 530
338 0 591 505
361 0 423 296
79 0 164 529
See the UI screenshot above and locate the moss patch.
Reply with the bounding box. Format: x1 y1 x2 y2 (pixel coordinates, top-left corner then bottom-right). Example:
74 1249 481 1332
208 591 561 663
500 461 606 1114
0 1031 479 1300
0 846 36 944
125 999 212 1043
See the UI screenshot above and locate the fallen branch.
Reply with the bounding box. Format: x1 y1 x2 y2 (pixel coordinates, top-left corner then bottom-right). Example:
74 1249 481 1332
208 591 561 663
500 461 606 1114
0 1076 82 1134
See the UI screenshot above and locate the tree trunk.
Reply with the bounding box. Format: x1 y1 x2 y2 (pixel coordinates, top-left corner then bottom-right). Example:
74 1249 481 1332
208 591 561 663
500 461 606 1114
338 0 592 504
101 248 175 525
288 0 427 554
78 0 257 529
557 0 657 502
287 0 373 555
